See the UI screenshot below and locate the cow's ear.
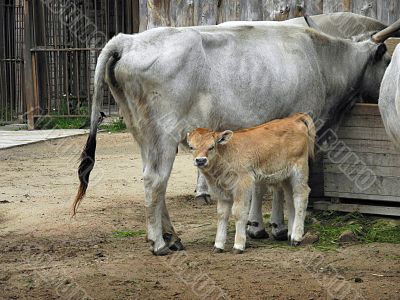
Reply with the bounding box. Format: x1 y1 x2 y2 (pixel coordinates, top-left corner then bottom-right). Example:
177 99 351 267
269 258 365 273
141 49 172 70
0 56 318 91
217 130 233 145
374 43 387 62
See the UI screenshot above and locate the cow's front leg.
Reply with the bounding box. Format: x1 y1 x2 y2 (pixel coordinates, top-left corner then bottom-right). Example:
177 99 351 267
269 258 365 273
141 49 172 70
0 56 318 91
142 142 178 256
213 199 232 253
270 186 288 241
195 171 211 205
232 187 252 254
246 180 268 239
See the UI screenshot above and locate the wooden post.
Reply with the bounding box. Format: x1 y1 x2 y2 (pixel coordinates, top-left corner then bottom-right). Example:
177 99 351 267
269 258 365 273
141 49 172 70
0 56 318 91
290 0 305 18
240 0 263 21
323 0 351 13
217 0 241 23
132 0 140 33
377 0 400 25
23 0 35 129
262 0 291 21
352 0 377 19
146 0 171 29
194 0 218 25
304 0 323 15
170 0 195 27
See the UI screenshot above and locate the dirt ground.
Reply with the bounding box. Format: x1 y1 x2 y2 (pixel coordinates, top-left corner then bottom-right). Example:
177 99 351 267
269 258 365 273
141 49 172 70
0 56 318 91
0 132 399 300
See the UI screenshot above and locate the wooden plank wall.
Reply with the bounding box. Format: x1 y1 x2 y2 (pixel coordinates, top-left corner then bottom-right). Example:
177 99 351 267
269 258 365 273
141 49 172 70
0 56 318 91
323 104 400 203
138 0 400 31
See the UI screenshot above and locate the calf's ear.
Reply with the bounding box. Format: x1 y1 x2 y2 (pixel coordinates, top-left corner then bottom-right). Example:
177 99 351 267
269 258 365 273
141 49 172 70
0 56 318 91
217 130 233 145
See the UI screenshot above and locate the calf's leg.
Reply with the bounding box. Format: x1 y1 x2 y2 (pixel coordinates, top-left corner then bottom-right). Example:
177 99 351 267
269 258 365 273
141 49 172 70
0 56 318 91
282 181 294 241
213 199 233 252
232 186 252 253
291 182 310 245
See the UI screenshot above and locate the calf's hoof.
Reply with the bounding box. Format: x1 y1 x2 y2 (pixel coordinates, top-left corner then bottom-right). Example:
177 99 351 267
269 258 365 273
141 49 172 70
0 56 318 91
169 240 185 251
247 227 269 239
195 194 212 205
232 248 244 254
152 245 172 256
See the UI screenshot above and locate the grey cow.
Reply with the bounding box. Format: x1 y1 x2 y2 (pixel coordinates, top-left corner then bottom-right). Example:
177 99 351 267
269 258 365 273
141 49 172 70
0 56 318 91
196 12 400 240
73 18 400 255
379 43 400 149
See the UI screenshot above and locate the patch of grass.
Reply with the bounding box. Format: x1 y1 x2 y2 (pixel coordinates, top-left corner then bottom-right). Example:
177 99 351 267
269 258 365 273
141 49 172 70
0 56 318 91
112 229 146 238
305 211 400 251
35 116 89 129
362 220 400 244
99 118 127 133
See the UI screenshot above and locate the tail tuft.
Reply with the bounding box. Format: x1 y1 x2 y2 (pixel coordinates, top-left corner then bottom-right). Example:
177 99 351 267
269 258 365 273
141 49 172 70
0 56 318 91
72 113 104 216
72 132 97 216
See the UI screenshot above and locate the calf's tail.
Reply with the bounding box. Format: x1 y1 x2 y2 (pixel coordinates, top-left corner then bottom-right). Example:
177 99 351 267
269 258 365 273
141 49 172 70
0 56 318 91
297 113 316 160
72 45 121 216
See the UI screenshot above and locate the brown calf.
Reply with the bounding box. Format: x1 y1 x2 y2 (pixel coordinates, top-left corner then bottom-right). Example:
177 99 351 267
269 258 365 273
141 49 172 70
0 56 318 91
187 113 315 253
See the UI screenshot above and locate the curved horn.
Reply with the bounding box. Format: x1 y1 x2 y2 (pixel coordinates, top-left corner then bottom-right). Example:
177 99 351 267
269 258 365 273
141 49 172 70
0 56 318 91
372 18 400 43
304 14 321 31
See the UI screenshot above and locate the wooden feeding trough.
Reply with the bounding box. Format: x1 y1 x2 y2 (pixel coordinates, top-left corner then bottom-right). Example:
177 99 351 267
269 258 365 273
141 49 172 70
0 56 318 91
310 104 400 216
309 38 400 217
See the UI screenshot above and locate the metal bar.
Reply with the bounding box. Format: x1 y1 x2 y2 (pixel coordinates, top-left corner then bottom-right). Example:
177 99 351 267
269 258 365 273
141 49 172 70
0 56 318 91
30 47 102 51
31 52 39 111
65 51 70 115
23 0 35 129
85 49 90 113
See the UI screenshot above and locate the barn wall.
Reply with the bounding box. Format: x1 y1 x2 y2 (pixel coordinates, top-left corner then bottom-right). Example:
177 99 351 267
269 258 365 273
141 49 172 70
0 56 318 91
138 0 400 30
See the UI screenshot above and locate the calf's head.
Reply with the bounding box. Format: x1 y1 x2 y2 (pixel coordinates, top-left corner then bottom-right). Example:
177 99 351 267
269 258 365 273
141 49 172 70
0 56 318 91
187 128 233 169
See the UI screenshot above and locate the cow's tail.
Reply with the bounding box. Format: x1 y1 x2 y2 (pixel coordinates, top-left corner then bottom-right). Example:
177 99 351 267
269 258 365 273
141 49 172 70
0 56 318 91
297 113 316 160
72 44 121 216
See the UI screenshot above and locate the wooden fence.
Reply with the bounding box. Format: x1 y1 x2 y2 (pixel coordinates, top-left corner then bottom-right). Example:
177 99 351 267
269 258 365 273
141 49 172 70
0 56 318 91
139 1 400 30
1 0 399 127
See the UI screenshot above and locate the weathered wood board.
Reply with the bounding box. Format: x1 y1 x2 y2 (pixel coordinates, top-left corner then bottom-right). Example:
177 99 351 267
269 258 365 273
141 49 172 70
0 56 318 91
314 201 400 216
386 38 400 56
138 0 400 30
320 104 400 205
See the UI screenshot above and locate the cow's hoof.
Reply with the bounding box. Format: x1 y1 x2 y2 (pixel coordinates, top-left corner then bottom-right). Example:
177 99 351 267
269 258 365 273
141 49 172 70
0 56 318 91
212 247 224 253
169 240 185 251
232 248 244 254
290 240 301 247
153 246 172 256
272 227 288 241
195 194 212 205
247 227 269 239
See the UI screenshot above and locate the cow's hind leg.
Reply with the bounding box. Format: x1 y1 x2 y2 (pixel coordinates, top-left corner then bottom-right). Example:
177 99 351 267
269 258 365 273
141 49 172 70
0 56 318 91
246 180 268 239
270 186 288 241
142 141 179 256
195 171 211 205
